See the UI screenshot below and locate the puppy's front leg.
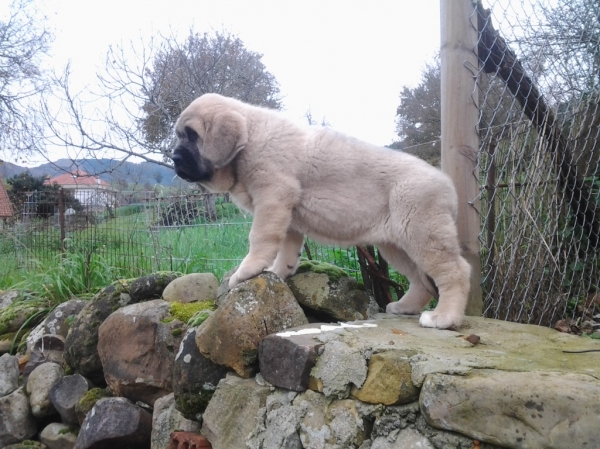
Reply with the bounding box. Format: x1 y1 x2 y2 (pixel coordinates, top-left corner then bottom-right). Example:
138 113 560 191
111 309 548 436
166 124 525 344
229 203 293 288
267 228 304 280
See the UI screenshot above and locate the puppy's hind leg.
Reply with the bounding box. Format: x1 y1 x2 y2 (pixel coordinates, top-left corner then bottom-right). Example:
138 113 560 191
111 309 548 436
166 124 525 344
378 244 434 315
267 229 304 280
405 221 471 329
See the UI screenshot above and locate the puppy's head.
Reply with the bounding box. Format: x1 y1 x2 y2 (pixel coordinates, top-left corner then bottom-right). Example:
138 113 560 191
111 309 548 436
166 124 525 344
172 94 248 183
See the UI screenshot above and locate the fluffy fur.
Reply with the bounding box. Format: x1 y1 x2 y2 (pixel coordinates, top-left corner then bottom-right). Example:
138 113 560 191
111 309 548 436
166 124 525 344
172 93 471 329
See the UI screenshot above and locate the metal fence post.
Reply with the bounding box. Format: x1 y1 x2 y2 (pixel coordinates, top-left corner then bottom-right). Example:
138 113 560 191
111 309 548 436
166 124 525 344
440 0 482 316
58 188 66 257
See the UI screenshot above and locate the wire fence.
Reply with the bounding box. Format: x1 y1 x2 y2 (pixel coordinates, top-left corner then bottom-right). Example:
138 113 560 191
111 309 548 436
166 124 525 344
474 0 600 325
0 189 362 283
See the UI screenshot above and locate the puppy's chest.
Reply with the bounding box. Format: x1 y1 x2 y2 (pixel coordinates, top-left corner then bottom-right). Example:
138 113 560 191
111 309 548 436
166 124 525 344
229 186 255 214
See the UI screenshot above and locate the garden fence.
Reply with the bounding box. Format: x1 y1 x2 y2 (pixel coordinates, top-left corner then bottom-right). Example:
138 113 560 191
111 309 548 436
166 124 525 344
468 0 600 325
0 189 362 282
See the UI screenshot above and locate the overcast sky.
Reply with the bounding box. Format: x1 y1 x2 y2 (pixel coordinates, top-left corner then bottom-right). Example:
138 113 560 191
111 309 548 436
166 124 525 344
30 0 440 165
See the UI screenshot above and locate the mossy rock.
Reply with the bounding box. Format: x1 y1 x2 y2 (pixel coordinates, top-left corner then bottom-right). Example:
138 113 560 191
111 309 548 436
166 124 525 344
295 260 349 283
75 387 112 425
175 389 216 421
166 300 216 324
0 296 48 335
173 328 229 421
0 331 17 352
3 441 47 449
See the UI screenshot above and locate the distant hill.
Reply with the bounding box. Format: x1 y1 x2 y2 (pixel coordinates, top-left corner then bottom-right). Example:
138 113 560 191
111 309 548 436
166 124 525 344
0 158 179 187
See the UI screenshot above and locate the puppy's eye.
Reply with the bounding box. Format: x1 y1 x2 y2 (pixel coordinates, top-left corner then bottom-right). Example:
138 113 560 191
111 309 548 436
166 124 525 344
185 127 198 143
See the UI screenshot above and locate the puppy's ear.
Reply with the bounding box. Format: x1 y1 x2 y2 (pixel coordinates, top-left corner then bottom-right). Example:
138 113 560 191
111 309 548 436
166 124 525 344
204 111 248 169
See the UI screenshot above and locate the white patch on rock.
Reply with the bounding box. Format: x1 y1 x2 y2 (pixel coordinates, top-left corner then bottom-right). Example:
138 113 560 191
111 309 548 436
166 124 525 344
183 354 192 363
277 322 377 337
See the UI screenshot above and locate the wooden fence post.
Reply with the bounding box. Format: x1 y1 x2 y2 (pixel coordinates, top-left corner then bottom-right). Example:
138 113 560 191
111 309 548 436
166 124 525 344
440 0 483 316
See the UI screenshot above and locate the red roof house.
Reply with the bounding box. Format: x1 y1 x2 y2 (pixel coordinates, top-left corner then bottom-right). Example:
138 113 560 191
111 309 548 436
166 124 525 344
44 170 116 207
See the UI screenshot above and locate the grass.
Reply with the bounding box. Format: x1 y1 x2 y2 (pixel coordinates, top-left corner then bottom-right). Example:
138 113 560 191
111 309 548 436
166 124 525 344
0 197 410 312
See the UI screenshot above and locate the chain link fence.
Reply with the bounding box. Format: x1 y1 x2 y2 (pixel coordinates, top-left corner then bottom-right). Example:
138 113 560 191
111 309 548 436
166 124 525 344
473 0 600 325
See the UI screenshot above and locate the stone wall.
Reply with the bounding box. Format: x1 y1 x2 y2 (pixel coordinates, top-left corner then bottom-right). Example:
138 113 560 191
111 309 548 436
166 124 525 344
1 265 599 449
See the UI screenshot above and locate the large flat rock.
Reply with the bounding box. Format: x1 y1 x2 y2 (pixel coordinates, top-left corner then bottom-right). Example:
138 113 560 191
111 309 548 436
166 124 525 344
255 314 600 448
338 314 600 385
421 370 600 449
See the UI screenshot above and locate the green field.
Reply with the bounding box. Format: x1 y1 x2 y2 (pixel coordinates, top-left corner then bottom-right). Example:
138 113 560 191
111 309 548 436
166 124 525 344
0 198 389 303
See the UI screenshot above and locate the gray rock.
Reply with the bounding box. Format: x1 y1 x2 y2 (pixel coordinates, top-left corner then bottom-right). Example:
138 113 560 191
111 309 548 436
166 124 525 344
27 362 65 417
371 403 420 440
98 299 185 406
162 272 219 303
201 375 271 448
129 272 180 302
75 397 152 449
43 299 87 338
196 272 308 377
0 289 20 310
0 353 19 397
23 334 67 388
40 422 78 449
311 338 369 398
259 323 324 391
287 262 379 321
151 392 201 449
292 389 333 448
50 374 92 426
247 390 302 449
0 387 37 446
414 415 495 449
371 427 434 449
25 319 46 354
290 389 377 448
64 280 134 384
29 334 66 365
420 370 600 449
216 266 238 304
172 328 229 421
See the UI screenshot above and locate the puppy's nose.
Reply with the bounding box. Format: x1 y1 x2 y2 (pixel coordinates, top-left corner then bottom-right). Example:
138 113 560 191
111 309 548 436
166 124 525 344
171 153 183 165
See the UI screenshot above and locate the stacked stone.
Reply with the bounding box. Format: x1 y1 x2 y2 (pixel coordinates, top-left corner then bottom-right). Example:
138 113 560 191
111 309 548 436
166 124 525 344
1 262 599 449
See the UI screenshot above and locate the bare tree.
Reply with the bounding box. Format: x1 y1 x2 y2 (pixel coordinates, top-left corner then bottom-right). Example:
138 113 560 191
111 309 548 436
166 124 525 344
0 0 52 159
40 30 282 173
518 0 600 99
303 108 330 127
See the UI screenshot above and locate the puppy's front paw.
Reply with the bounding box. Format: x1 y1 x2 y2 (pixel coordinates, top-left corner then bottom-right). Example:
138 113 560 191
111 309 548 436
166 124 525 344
419 311 462 329
228 271 242 289
228 263 263 289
